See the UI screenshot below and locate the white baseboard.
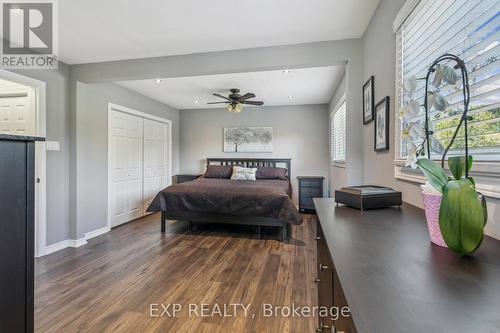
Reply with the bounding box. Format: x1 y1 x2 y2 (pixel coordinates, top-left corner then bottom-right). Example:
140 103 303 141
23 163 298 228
67 237 88 248
40 225 111 257
43 239 72 256
85 226 111 240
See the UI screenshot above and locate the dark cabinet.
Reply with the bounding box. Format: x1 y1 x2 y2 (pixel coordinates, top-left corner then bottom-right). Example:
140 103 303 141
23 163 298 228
316 222 334 332
332 265 357 332
0 134 42 333
315 216 356 333
297 176 324 213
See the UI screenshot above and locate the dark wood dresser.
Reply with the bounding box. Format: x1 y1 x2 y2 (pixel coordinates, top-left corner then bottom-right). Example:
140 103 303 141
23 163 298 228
297 176 324 213
175 174 201 184
314 198 500 333
0 134 43 333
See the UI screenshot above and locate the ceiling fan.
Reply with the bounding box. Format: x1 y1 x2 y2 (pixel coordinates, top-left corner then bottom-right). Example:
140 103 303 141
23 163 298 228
208 88 264 112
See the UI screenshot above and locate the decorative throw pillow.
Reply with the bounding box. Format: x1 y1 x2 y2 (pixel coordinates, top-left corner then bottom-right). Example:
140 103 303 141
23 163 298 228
256 167 287 180
203 165 233 179
230 166 257 181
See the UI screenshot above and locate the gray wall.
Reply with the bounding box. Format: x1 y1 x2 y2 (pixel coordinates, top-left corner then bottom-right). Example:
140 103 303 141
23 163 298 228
179 105 330 201
360 0 500 239
361 0 407 195
74 82 180 237
11 65 71 245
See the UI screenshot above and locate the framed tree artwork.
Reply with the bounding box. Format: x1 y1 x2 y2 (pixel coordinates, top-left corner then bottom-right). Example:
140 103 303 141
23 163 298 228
374 96 390 151
223 127 273 153
363 76 374 124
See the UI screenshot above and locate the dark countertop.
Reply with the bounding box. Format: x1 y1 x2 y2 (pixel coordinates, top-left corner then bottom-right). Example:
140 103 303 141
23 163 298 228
296 176 325 179
0 134 45 142
314 198 500 333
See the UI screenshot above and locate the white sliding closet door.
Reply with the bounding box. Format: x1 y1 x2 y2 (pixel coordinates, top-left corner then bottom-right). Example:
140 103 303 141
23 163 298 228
143 119 168 213
109 111 144 227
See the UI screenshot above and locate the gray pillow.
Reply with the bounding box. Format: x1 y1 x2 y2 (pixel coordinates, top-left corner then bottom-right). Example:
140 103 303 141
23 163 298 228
256 167 287 180
203 165 233 179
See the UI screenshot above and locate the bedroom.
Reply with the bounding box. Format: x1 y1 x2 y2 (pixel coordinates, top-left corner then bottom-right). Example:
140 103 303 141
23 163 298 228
0 0 499 332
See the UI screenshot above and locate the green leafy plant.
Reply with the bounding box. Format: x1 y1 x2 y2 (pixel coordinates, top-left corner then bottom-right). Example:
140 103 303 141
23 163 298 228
402 54 489 255
416 156 487 255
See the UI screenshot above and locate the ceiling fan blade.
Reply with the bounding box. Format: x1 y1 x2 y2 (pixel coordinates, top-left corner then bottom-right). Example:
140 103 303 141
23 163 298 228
239 93 256 101
207 101 230 104
241 100 264 106
212 93 231 101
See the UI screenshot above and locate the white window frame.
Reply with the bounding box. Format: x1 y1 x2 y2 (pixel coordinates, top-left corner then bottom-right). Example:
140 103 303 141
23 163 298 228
393 0 500 199
330 96 347 166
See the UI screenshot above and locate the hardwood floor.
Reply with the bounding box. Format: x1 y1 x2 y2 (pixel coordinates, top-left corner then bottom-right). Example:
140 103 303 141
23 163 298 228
35 214 318 333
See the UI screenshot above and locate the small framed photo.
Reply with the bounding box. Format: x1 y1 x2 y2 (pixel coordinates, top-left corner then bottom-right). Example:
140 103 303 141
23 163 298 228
363 76 374 124
374 96 390 151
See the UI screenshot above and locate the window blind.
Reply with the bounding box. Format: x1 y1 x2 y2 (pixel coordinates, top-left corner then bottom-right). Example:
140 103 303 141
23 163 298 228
330 101 346 162
396 0 500 160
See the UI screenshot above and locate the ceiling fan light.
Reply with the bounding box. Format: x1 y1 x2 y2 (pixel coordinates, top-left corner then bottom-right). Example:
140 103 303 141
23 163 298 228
235 104 242 112
226 104 234 112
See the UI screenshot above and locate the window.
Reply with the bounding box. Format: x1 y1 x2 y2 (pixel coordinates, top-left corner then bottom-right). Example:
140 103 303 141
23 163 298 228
330 100 346 163
395 0 500 160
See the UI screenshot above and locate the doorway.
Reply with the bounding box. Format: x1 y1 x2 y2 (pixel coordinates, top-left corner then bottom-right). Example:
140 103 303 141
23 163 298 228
0 70 46 257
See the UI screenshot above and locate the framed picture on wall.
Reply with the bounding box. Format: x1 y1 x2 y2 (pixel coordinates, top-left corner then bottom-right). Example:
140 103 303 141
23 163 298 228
362 76 374 124
374 96 390 151
223 127 273 153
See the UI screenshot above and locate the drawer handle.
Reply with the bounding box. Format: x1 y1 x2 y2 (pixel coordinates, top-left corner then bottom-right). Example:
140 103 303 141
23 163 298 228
319 263 329 271
314 278 321 284
316 321 332 332
315 236 322 240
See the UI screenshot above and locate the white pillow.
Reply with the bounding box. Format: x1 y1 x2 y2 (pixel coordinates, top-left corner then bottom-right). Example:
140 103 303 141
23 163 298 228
230 166 257 181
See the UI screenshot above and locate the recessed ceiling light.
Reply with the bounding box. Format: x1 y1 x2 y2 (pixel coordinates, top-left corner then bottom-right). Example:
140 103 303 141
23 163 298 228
282 69 291 74
154 78 162 83
288 95 295 100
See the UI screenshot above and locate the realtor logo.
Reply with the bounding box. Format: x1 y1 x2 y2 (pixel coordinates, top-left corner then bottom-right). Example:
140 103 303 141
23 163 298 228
1 0 58 69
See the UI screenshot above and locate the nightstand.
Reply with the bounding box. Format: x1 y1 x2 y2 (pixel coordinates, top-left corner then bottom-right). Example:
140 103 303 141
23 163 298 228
176 174 201 184
297 176 324 213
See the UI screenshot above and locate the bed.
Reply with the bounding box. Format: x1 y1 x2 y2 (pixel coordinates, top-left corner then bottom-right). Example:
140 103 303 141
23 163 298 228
147 158 302 241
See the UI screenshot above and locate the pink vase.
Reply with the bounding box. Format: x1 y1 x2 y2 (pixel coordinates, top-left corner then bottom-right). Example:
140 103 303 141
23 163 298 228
421 192 447 248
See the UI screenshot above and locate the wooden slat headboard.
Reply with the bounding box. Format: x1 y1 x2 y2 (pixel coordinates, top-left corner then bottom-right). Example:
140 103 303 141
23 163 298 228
206 158 291 178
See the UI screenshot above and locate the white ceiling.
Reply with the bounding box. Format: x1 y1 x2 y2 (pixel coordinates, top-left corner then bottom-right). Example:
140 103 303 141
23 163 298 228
59 0 379 64
116 66 345 110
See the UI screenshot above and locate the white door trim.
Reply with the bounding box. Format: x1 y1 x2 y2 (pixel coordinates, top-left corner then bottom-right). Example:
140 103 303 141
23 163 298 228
0 69 47 258
107 103 172 230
